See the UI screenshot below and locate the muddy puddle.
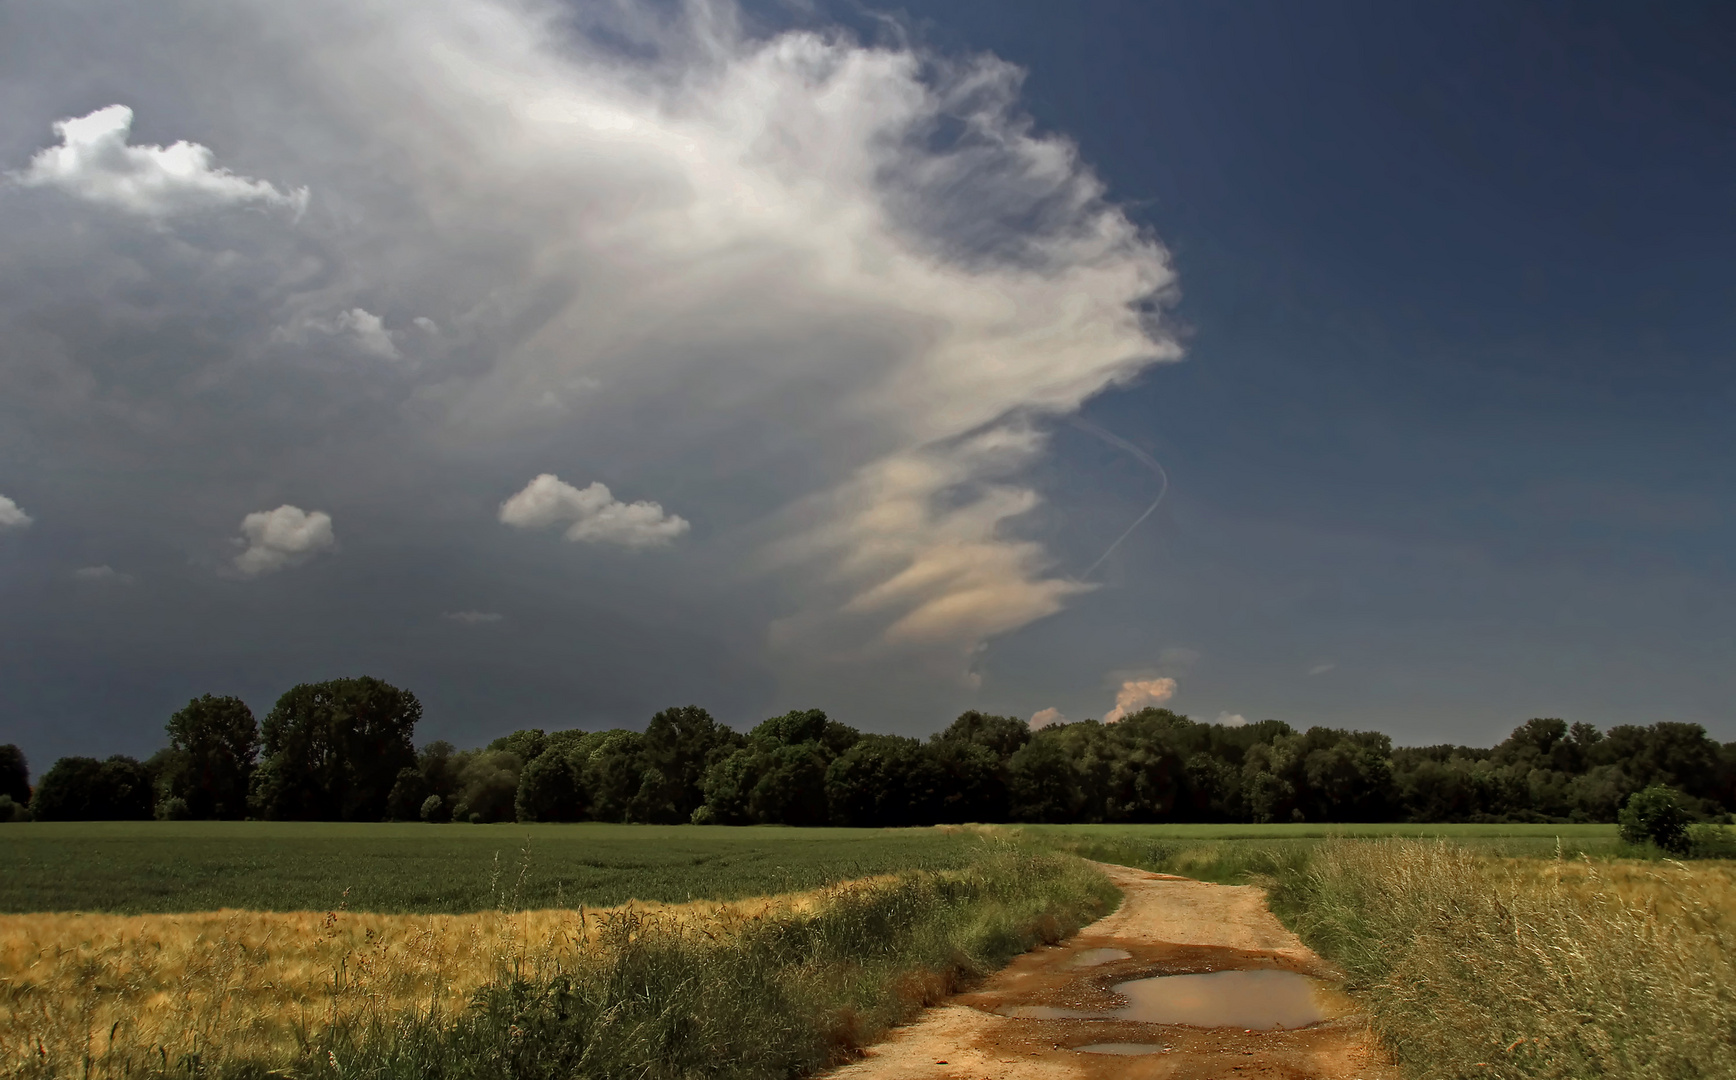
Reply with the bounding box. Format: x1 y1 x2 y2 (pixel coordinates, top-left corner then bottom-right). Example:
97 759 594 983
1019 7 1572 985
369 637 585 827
1070 948 1133 967
1002 969 1349 1030
1075 1043 1167 1055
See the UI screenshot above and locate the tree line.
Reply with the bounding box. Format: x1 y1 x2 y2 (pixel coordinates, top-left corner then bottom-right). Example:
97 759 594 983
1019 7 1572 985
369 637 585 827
3 676 1733 826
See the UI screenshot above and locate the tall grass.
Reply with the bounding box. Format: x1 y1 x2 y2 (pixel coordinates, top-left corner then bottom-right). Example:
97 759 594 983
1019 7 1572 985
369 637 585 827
1 847 1115 1080
1270 840 1736 1080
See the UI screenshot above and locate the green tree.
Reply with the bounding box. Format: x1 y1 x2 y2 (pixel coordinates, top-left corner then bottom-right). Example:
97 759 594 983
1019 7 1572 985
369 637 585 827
162 694 259 819
250 677 421 821
581 731 646 822
516 750 586 822
1618 784 1693 854
0 744 29 805
934 710 1030 760
1006 732 1081 822
449 749 522 823
30 756 155 821
488 729 548 763
635 706 739 824
825 734 942 827
385 766 432 821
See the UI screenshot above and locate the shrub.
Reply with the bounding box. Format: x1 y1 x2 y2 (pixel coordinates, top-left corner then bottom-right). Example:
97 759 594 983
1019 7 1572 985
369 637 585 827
30 755 155 821
419 794 448 823
1618 783 1693 854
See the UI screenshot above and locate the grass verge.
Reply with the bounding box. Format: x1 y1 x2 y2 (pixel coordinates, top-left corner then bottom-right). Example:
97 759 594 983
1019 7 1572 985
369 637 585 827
2 846 1117 1080
1269 839 1736 1080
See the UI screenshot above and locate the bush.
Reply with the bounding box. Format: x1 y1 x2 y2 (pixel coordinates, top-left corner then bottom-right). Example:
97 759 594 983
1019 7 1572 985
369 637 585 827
30 755 155 821
0 794 29 822
1618 783 1693 854
1687 822 1736 859
154 796 192 821
0 744 29 805
419 794 448 823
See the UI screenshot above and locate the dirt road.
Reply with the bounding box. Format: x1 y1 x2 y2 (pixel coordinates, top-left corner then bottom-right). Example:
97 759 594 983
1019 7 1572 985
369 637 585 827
828 863 1398 1080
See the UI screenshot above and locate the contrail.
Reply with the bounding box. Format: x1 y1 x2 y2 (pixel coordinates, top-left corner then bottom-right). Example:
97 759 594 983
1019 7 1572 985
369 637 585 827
1069 417 1169 582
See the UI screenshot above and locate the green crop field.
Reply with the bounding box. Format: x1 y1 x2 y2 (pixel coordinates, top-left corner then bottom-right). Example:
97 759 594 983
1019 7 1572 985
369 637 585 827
0 820 1628 914
1011 820 1620 847
1007 820 1626 884
0 821 991 914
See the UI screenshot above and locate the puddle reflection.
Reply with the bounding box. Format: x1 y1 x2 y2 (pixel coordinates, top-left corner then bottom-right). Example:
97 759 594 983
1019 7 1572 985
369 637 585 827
1000 970 1346 1030
1113 970 1336 1029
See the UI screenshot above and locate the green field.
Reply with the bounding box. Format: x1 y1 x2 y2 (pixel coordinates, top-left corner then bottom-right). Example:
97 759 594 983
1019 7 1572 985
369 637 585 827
1005 821 1625 882
0 821 990 914
0 820 1626 914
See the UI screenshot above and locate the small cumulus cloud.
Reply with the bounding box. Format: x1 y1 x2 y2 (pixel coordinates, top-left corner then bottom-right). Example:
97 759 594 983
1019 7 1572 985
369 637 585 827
444 610 503 624
0 494 32 530
13 104 308 218
324 308 399 359
232 504 335 576
1307 663 1336 676
1028 707 1067 731
1105 676 1177 723
73 565 132 582
500 474 689 549
1214 711 1248 728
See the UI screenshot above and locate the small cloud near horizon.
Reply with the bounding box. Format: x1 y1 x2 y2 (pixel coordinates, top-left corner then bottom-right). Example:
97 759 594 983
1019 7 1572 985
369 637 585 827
1028 707 1066 730
1105 676 1177 722
444 610 503 624
1214 711 1248 727
1307 662 1336 676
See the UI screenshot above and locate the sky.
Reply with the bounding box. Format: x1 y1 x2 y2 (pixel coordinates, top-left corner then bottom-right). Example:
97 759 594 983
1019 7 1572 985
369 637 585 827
0 0 1731 767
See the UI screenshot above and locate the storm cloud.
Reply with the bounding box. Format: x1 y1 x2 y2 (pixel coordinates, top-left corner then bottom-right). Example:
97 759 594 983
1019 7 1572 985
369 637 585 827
0 0 1177 756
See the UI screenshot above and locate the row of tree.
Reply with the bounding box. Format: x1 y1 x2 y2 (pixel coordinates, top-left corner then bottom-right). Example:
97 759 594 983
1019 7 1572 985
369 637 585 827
4 677 1734 826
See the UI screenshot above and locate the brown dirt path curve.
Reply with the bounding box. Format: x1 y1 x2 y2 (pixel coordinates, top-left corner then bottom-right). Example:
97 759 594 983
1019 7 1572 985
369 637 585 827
826 862 1399 1080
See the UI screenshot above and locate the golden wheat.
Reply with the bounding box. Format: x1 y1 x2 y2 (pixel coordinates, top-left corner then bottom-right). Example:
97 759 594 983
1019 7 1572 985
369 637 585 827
0 883 873 1077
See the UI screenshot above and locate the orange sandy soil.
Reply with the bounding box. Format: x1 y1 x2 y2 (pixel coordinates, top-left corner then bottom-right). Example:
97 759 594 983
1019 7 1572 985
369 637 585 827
826 863 1399 1080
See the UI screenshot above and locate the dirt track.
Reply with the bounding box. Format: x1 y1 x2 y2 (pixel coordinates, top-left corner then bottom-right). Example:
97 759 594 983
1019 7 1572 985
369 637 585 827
827 863 1399 1080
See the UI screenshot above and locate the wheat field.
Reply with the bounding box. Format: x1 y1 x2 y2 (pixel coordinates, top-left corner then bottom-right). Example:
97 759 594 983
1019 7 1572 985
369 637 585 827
0 885 856 1077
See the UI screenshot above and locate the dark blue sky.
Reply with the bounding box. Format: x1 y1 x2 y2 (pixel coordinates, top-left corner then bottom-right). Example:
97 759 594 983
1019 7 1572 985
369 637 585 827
795 0 1736 742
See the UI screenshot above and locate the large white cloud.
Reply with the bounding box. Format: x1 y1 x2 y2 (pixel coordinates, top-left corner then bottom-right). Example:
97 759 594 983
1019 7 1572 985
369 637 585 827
0 0 1181 717
12 104 309 219
0 495 31 531
500 474 689 549
233 505 335 576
